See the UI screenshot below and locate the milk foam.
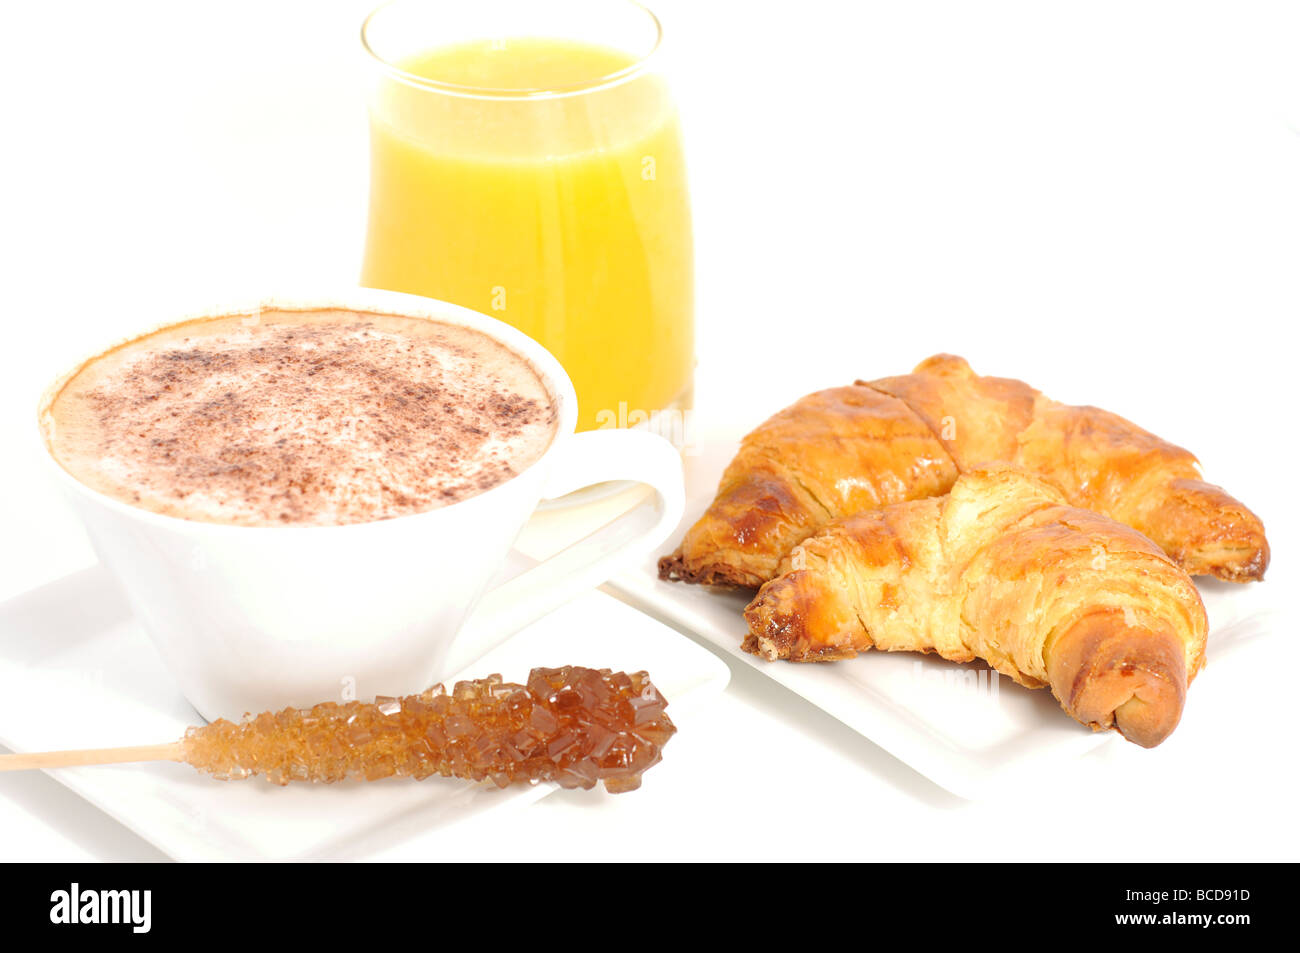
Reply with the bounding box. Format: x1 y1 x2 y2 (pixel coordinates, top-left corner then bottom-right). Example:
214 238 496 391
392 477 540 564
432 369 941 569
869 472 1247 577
44 309 558 526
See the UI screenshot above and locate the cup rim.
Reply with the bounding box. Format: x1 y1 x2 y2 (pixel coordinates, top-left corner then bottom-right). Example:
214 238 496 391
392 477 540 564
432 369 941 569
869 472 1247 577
35 288 577 536
360 0 663 101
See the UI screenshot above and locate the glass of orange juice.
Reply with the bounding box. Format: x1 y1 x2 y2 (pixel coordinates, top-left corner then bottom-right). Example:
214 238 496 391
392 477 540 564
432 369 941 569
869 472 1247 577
360 0 693 435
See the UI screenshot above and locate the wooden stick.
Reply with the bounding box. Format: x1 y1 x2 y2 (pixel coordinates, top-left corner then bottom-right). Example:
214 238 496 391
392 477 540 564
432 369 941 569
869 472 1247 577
0 742 183 772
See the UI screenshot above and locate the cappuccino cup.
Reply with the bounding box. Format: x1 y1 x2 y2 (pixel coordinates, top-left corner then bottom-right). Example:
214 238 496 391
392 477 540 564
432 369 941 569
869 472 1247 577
37 289 684 721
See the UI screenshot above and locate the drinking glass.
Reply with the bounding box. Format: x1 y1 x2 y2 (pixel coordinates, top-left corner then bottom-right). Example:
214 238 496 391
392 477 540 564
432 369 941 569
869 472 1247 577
360 0 694 434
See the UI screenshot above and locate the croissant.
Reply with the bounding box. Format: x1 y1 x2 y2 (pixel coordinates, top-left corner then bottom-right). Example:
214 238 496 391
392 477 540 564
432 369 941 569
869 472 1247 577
660 354 1268 586
743 467 1209 748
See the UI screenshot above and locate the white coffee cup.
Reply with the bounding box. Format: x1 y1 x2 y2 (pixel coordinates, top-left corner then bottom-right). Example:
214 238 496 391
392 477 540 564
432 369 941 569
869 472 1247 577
37 289 685 722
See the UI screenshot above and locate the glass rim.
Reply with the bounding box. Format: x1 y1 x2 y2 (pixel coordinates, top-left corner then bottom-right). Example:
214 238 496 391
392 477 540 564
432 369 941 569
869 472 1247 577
360 0 663 101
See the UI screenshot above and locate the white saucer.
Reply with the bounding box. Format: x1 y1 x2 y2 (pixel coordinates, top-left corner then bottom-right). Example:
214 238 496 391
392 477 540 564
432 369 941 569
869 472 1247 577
606 442 1281 800
0 558 730 861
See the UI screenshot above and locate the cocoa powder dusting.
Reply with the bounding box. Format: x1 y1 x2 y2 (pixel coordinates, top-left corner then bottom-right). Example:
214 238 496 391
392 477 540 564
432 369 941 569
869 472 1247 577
46 310 558 526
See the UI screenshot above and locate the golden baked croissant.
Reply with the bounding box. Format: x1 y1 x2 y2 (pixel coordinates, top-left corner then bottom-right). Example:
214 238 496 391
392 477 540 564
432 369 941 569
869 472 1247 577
743 467 1209 748
660 354 1268 586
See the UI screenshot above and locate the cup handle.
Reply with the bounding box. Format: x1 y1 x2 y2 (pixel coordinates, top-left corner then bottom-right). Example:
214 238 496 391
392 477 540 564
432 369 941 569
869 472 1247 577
444 429 685 673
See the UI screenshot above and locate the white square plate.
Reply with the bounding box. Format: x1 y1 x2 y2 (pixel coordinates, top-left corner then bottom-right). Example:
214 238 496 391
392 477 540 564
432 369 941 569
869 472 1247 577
607 443 1279 800
0 558 730 861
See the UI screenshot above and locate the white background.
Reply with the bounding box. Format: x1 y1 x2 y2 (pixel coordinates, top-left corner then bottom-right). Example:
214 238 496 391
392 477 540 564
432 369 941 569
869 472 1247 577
0 0 1296 860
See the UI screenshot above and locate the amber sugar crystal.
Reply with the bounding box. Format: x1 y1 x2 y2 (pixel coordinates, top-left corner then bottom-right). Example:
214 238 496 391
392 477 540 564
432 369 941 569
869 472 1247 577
181 666 676 793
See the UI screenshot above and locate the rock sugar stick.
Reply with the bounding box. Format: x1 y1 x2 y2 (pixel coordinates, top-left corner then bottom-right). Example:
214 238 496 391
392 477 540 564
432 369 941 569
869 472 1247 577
0 667 677 794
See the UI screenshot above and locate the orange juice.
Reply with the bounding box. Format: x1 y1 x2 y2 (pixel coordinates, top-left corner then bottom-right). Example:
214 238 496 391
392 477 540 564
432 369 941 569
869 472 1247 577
361 38 693 432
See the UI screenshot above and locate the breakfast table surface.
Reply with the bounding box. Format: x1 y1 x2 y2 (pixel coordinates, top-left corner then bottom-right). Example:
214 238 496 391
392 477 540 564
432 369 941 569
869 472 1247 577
1 0 1296 862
